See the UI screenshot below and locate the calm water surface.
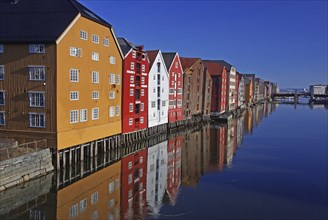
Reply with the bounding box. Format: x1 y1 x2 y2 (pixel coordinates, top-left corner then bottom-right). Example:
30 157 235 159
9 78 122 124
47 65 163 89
1 103 327 220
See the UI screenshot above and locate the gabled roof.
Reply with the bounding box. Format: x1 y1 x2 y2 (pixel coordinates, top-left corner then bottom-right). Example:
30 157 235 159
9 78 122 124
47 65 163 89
203 60 225 76
162 52 176 71
146 50 160 66
205 60 234 71
117 37 135 56
0 0 111 43
180 57 199 71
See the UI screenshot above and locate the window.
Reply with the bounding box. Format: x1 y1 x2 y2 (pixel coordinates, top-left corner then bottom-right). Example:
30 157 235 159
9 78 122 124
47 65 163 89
141 77 145 84
175 62 178 68
129 103 133 112
29 113 45 128
0 112 5 125
109 91 115 99
80 109 87 122
162 101 166 107
103 38 109 47
142 64 145 72
128 173 132 184
115 178 120 189
116 74 120 85
151 101 155 108
80 30 88 40
70 47 82 57
178 88 182 94
153 88 156 93
92 71 99 83
29 44 45 53
0 65 4 80
109 73 115 84
92 91 99 99
157 62 161 73
69 204 78 219
116 106 120 116
70 110 78 123
109 182 115 193
92 108 99 120
29 92 45 107
130 76 134 84
140 156 143 163
128 161 132 169
140 117 144 124
92 34 99 44
178 73 180 78
169 89 174 94
130 89 133 96
162 88 164 93
0 44 3 53
177 100 182 106
70 91 79 100
141 89 144 96
80 199 87 213
91 52 99 61
130 62 134 70
91 192 98 205
28 66 45 81
140 168 143 178
0 91 4 105
132 50 136 58
109 106 115 117
172 72 174 77
109 56 116 64
129 118 133 125
141 103 144 111
70 69 79 82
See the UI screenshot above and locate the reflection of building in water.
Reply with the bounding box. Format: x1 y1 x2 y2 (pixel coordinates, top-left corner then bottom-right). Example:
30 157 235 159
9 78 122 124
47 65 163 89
255 104 264 126
166 134 183 205
56 161 121 220
146 141 168 216
236 112 245 147
209 125 226 171
202 125 211 173
232 117 238 154
225 119 234 166
244 108 254 134
264 102 272 117
181 130 202 186
121 149 147 219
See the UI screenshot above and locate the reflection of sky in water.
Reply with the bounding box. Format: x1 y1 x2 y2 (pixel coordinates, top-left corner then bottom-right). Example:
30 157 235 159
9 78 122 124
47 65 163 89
157 104 327 220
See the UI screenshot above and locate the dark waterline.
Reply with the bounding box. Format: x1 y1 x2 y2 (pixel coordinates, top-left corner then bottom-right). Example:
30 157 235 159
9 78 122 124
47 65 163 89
0 103 327 220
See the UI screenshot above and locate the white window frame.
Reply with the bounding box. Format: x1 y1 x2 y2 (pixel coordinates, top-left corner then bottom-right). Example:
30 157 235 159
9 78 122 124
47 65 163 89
109 56 116 64
29 113 46 128
80 109 88 122
129 103 133 112
116 106 120 116
129 118 133 126
132 50 136 58
141 103 144 111
141 89 144 96
92 34 99 44
109 106 115 117
109 73 115 84
109 91 115 99
92 108 99 120
28 92 45 107
29 44 45 53
130 75 134 83
116 74 121 85
92 91 99 100
28 66 46 81
130 62 134 70
70 47 82 57
80 30 88 40
70 110 79 123
70 69 79 82
91 52 99 61
92 71 99 83
142 64 145 72
70 91 79 100
141 77 145 84
140 117 144 124
151 101 155 108
103 38 109 47
129 89 133 96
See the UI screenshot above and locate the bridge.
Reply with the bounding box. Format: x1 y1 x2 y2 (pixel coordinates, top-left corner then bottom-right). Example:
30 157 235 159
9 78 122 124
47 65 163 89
272 92 328 103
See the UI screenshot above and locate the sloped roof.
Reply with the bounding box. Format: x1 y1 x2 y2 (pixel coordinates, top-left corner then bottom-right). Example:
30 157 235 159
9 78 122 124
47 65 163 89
206 60 234 71
146 50 160 66
162 52 176 71
203 60 225 76
180 57 199 71
0 0 111 43
117 37 134 56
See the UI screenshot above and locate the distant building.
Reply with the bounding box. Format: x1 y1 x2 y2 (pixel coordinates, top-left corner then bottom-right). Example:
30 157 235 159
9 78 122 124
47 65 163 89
237 73 245 108
203 61 227 115
0 0 123 151
146 50 169 129
244 74 256 105
118 38 149 134
162 52 184 127
309 84 327 96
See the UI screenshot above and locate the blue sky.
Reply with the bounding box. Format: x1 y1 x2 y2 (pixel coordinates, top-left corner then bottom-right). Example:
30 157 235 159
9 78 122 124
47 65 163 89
80 0 327 89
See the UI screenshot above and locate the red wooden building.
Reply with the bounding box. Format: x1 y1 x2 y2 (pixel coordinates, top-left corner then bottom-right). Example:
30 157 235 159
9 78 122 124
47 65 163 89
203 61 227 114
162 52 184 127
121 149 147 219
118 38 149 134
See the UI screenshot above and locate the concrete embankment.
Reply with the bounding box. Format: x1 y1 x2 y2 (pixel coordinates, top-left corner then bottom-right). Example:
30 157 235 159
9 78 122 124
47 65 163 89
0 148 54 191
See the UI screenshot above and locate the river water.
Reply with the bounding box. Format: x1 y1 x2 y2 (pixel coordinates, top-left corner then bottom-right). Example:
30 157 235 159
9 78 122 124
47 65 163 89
0 103 327 220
